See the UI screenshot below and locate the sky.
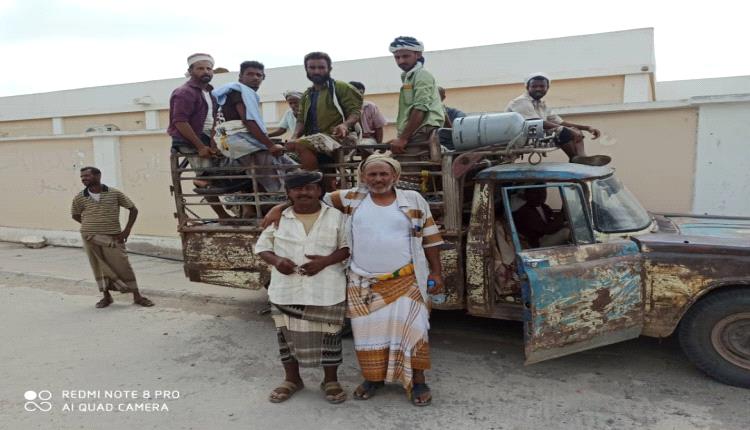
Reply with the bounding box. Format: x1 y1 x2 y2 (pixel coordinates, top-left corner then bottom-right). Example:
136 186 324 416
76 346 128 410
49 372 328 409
1 0 748 97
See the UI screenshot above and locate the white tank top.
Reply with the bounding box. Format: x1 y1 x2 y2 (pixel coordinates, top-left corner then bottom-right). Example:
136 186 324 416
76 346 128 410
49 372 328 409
351 195 412 273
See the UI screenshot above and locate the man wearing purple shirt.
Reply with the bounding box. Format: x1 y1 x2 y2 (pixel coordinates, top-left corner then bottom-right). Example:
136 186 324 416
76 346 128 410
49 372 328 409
168 53 231 219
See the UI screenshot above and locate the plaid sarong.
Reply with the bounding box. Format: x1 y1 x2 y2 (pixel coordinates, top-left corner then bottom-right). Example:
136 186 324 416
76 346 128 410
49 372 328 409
348 271 431 390
271 301 345 368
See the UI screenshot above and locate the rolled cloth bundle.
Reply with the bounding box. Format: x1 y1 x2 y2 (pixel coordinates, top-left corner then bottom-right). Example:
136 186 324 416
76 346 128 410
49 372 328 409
388 36 424 53
187 53 214 67
283 90 303 100
359 152 402 179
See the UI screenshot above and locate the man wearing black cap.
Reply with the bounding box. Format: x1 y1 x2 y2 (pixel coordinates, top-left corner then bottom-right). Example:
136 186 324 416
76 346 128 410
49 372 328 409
255 170 350 404
506 73 610 166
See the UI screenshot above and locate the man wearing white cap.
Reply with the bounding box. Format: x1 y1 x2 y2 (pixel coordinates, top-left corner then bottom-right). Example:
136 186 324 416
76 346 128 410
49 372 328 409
167 53 232 219
268 91 302 138
506 73 610 166
387 36 445 156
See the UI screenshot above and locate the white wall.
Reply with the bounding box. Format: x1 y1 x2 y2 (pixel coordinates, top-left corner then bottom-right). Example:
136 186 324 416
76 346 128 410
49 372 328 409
657 75 750 101
692 102 750 216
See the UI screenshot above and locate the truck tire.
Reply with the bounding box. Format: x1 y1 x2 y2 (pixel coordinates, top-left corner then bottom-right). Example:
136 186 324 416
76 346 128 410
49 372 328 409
679 288 750 388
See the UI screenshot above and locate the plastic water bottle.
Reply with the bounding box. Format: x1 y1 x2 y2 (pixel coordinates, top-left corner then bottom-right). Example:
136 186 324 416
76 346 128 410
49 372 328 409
428 280 446 305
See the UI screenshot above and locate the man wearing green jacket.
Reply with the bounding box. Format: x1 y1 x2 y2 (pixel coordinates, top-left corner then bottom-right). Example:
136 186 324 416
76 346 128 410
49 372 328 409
290 52 362 174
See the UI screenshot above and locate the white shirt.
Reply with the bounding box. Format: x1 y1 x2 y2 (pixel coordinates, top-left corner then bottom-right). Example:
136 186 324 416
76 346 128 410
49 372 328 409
277 109 297 133
351 195 412 274
88 192 101 202
254 205 348 306
202 90 214 133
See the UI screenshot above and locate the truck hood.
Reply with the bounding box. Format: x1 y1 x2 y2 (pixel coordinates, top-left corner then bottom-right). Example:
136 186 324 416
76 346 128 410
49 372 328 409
655 214 750 241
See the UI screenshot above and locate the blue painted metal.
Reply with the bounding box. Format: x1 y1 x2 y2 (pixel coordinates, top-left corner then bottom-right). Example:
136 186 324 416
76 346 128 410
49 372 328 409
518 240 644 364
476 162 613 182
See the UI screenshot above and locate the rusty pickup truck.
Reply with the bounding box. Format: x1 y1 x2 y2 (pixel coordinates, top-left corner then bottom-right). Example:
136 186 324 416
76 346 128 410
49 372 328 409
170 146 750 388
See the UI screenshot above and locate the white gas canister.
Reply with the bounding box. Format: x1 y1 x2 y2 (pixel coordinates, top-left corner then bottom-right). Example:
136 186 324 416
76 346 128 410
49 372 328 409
451 112 542 151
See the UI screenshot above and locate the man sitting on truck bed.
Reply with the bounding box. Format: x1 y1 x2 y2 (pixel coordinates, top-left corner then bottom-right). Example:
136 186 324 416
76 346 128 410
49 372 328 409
212 61 296 215
288 52 362 175
506 73 610 166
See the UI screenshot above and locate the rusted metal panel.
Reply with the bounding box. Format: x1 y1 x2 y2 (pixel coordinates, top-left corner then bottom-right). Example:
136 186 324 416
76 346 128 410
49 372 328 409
433 237 465 310
182 230 269 289
465 182 494 314
520 240 644 364
636 234 750 337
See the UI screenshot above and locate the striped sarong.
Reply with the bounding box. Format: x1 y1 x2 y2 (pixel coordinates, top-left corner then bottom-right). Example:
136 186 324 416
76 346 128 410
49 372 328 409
347 270 431 390
271 302 345 368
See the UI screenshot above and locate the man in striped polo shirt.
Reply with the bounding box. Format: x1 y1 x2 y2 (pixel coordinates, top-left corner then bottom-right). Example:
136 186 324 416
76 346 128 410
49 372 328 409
71 167 154 308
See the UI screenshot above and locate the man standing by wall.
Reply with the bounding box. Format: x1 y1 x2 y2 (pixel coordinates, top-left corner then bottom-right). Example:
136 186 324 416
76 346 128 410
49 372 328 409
387 37 445 156
167 52 231 219
349 81 387 144
506 73 610 166
290 52 362 172
71 167 154 309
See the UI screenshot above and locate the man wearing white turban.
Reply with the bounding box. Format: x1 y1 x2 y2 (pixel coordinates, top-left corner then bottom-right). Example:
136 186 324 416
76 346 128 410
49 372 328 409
387 37 445 157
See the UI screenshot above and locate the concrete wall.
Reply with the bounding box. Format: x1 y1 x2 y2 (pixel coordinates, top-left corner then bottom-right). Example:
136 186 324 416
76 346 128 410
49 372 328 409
0 105 705 238
692 102 750 216
0 138 94 231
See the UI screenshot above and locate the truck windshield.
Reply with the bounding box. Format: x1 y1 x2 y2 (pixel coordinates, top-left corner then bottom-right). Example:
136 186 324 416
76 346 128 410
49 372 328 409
592 175 651 232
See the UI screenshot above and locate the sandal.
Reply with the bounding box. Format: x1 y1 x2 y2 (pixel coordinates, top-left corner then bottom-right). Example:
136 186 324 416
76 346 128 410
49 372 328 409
269 380 304 403
353 380 383 400
95 297 113 308
133 297 155 307
320 381 347 404
411 383 432 406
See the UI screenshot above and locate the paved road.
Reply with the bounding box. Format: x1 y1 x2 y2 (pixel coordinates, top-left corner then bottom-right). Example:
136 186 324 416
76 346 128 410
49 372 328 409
0 243 748 430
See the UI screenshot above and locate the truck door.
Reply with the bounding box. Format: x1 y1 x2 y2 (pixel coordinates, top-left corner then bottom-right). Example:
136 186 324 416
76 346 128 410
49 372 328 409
503 183 644 364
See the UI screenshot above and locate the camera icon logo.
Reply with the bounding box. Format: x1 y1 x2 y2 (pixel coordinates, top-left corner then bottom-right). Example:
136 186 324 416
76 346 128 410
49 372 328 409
24 390 53 412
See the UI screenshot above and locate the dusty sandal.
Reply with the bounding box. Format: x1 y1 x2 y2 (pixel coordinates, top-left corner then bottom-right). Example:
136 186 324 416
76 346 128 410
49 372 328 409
133 297 154 307
353 381 383 400
320 381 347 404
269 380 303 403
411 383 432 406
95 297 113 308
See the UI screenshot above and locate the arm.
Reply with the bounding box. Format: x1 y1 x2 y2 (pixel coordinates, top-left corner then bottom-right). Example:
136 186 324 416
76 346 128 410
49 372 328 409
72 214 82 223
332 85 362 139
115 207 138 243
374 127 383 144
174 122 213 158
236 102 284 156
267 127 287 138
258 251 297 275
559 120 601 139
424 245 443 294
390 109 425 154
300 247 350 276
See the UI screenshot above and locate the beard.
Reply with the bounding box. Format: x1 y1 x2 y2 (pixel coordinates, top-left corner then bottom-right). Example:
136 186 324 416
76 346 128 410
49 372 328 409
199 74 212 83
306 71 329 85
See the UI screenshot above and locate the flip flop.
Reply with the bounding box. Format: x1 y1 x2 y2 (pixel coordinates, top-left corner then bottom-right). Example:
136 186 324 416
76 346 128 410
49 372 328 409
269 380 304 403
411 383 432 406
95 297 113 308
320 381 347 404
353 380 384 400
133 297 154 307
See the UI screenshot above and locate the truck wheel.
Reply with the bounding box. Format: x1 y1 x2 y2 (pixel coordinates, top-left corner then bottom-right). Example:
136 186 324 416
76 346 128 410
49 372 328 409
679 288 750 388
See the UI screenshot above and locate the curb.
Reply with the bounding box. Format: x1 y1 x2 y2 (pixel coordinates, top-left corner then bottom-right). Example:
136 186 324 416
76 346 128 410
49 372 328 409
0 270 258 307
